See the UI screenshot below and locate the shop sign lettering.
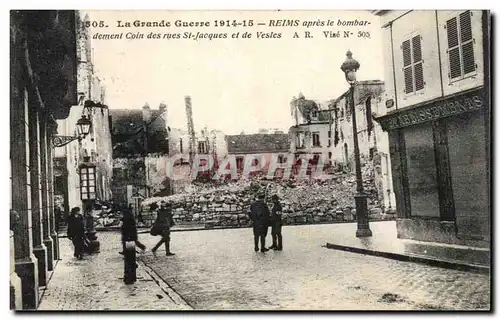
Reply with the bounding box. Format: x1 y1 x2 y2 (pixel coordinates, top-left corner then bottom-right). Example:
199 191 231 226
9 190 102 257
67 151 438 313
377 92 484 130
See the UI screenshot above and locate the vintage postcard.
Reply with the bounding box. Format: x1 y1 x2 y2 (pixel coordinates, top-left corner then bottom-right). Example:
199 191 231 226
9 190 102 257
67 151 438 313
9 9 491 311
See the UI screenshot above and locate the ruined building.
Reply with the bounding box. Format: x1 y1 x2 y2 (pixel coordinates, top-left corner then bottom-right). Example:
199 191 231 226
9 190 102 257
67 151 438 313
109 103 170 208
329 80 396 212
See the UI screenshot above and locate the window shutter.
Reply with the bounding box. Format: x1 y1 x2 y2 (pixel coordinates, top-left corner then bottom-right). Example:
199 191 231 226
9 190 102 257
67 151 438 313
404 67 414 94
447 17 461 79
459 11 472 42
446 17 459 48
412 35 424 91
449 47 461 79
414 63 424 91
402 40 413 93
460 11 475 74
412 36 422 63
402 40 412 67
462 42 475 74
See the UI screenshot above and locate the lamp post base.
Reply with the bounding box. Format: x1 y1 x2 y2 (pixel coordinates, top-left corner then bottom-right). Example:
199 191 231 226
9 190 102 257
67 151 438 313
356 228 373 237
86 232 100 253
84 205 100 253
354 193 372 238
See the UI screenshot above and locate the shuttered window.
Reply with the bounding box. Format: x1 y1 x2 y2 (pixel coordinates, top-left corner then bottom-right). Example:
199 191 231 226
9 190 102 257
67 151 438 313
402 34 424 94
446 11 475 80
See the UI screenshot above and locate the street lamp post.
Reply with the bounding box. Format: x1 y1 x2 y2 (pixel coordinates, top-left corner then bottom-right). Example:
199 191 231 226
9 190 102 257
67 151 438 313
340 50 372 238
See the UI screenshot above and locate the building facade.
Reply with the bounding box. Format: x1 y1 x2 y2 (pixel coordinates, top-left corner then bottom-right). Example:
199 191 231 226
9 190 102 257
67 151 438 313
288 95 335 178
289 99 332 160
168 126 228 190
329 80 396 211
10 10 78 309
373 10 490 247
225 133 290 179
53 12 113 223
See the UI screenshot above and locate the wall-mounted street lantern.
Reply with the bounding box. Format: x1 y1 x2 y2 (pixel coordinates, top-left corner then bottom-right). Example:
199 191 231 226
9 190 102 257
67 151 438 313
79 158 96 201
76 115 92 137
340 50 372 238
79 156 100 253
52 115 92 148
52 100 107 148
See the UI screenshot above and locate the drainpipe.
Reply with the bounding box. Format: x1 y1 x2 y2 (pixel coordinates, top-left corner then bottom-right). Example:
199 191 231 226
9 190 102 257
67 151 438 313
388 21 398 110
435 11 445 97
384 154 392 210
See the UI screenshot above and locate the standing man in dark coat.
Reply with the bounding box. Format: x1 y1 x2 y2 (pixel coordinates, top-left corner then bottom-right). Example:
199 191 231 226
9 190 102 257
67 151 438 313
67 207 86 260
249 193 271 253
151 201 175 256
269 195 283 250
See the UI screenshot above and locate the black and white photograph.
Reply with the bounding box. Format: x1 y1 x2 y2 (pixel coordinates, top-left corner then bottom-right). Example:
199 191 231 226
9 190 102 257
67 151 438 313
8 8 491 311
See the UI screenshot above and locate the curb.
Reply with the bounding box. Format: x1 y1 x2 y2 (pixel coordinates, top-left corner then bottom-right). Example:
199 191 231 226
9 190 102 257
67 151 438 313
138 259 193 310
138 227 207 234
325 242 490 274
111 219 397 234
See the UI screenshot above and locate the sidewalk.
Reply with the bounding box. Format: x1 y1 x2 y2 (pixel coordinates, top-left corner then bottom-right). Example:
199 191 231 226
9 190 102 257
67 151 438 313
37 236 192 311
325 221 490 274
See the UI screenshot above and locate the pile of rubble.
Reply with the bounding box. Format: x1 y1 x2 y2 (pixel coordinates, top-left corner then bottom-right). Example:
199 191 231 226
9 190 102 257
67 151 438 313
140 166 394 228
93 207 122 229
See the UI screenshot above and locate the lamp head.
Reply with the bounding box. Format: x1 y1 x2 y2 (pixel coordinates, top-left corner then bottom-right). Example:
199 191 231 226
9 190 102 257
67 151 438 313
76 115 92 138
340 50 360 85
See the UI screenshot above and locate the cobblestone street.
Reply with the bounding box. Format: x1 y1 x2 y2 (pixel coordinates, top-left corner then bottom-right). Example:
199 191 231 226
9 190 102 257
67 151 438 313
38 224 490 311
139 224 490 311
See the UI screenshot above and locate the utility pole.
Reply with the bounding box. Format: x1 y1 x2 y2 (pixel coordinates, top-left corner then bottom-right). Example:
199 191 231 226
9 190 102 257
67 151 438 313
185 96 196 166
211 131 217 176
142 103 150 197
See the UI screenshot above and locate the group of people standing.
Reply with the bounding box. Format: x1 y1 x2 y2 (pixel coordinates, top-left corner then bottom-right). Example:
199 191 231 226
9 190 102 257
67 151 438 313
249 193 283 253
68 193 283 259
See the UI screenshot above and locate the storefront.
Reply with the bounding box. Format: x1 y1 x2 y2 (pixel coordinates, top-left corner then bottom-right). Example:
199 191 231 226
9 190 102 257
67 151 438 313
375 87 490 248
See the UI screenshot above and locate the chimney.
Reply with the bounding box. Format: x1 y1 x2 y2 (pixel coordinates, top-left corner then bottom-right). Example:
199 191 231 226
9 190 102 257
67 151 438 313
159 103 167 113
159 103 168 122
142 102 152 123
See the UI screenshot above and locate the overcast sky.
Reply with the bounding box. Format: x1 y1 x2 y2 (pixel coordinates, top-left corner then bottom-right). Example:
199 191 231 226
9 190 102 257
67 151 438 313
87 10 384 134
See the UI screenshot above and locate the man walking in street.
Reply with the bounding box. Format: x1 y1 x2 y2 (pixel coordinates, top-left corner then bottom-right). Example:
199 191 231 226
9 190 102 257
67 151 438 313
67 207 86 260
151 201 175 256
269 195 283 251
249 193 271 253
